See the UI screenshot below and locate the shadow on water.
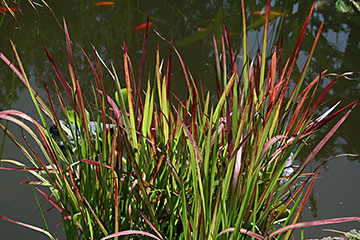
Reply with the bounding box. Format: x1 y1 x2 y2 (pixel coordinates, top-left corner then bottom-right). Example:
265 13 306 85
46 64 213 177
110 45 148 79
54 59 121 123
0 0 359 238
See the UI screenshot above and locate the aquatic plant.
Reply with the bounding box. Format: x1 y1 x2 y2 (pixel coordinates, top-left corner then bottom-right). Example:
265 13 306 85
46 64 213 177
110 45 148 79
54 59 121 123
0 0 359 239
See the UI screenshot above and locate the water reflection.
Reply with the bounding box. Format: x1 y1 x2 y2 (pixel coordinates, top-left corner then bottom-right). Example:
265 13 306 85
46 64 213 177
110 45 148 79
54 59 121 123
309 190 319 218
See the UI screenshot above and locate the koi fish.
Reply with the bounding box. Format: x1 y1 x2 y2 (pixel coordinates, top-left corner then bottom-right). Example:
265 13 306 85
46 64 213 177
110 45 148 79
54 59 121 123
93 1 115 6
131 22 153 32
252 10 289 17
0 7 18 14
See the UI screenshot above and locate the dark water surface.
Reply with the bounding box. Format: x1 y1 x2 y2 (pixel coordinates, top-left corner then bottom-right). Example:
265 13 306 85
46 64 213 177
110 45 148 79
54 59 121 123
0 0 359 239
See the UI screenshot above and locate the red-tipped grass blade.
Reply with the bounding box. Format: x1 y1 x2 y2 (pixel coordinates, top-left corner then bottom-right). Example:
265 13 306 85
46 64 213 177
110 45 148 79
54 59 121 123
0 215 55 239
100 230 162 240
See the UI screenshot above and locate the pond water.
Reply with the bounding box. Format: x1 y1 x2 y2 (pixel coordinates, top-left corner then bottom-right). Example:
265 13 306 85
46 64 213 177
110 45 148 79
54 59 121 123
0 0 359 239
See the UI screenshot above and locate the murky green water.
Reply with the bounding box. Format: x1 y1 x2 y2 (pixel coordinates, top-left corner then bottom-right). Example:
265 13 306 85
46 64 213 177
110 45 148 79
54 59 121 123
0 0 359 239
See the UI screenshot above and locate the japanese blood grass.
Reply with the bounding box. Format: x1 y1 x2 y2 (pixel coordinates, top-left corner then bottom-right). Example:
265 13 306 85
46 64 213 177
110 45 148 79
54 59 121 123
0 4 360 240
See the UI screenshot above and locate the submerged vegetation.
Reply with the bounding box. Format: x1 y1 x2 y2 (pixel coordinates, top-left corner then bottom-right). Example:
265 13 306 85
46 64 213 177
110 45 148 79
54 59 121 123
0 0 359 239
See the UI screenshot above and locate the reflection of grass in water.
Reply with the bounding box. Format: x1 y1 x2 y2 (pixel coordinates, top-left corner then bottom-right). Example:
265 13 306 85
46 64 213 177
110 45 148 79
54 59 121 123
0 71 15 159
0 1 16 159
176 6 223 47
0 11 5 26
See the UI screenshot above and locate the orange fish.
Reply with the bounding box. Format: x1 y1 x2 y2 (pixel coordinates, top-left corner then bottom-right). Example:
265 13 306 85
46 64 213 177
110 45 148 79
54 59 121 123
0 7 18 14
253 10 289 17
93 1 115 6
131 22 153 32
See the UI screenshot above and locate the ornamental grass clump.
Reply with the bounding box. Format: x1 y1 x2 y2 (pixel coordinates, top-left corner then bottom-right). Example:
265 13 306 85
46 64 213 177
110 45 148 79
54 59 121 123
0 1 359 239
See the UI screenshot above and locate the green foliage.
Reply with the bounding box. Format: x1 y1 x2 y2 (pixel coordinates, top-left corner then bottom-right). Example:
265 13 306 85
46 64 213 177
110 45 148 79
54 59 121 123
114 88 130 107
336 0 352 13
66 109 90 125
335 0 360 13
0 2 359 240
